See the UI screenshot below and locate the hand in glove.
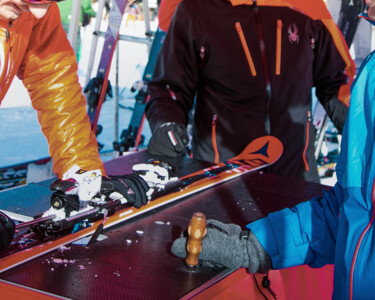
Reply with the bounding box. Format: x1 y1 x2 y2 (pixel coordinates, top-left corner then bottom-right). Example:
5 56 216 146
0 211 15 251
172 219 272 273
147 122 189 157
50 165 149 210
101 174 149 208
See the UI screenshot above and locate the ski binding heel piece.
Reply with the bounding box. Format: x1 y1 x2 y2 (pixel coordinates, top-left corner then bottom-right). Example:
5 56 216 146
132 159 178 190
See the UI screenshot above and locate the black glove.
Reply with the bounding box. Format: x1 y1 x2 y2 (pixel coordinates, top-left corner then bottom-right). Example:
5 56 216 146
0 211 15 251
172 219 272 273
100 174 149 208
147 122 189 157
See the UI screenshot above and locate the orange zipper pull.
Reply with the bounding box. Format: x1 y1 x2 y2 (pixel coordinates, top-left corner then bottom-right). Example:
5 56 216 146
212 114 219 164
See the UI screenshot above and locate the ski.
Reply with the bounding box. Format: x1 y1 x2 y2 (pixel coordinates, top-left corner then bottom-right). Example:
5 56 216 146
337 0 365 47
0 136 283 273
0 157 51 191
114 27 166 153
84 0 128 135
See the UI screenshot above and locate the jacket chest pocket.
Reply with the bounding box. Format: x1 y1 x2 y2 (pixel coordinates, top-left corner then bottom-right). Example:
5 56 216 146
235 22 257 77
275 19 283 75
235 19 284 78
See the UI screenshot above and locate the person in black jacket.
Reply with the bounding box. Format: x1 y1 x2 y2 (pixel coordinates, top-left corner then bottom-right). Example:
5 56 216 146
145 0 355 183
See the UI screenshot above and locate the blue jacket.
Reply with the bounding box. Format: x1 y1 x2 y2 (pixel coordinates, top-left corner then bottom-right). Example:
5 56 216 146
247 48 375 299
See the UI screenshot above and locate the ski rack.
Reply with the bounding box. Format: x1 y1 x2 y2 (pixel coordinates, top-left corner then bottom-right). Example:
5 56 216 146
113 27 166 154
84 0 154 87
83 0 158 152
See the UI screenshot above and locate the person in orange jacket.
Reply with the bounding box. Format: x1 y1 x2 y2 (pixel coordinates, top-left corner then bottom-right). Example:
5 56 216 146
0 0 149 251
0 0 102 178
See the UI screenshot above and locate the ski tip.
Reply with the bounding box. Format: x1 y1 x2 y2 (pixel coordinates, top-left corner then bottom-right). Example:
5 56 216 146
233 136 283 165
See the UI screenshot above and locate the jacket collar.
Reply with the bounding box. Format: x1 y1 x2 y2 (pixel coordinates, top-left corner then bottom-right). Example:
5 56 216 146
227 0 332 20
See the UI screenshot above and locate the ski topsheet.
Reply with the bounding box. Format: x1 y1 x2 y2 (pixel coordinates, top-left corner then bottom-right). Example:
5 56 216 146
0 136 283 273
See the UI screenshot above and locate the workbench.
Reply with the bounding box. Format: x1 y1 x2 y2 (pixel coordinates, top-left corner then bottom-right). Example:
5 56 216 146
0 151 334 299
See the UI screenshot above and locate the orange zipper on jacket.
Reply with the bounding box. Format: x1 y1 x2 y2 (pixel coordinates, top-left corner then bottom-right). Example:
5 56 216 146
275 19 282 75
302 111 311 171
212 114 220 164
235 22 257 77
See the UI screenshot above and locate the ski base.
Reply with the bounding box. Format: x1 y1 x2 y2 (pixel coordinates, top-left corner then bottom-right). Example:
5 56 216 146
0 136 283 273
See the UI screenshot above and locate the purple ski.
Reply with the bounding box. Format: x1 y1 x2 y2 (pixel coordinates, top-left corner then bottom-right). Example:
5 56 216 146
84 0 128 134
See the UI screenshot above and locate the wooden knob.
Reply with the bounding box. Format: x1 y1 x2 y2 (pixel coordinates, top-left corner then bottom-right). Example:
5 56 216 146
185 212 207 267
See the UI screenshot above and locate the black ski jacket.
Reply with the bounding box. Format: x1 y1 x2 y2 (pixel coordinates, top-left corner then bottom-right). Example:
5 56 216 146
146 0 355 182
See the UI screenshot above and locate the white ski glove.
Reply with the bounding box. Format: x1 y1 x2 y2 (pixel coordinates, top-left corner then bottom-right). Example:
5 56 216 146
50 165 151 211
61 165 102 201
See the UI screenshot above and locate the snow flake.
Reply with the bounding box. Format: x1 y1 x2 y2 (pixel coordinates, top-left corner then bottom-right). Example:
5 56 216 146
58 246 70 252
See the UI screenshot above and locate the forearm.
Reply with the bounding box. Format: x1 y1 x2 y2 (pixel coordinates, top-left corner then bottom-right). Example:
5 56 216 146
146 93 190 132
321 94 348 133
247 182 344 270
20 13 104 177
146 1 200 131
314 19 354 131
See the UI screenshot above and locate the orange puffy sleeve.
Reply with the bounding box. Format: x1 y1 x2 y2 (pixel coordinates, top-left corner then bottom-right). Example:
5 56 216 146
158 0 182 32
18 4 105 178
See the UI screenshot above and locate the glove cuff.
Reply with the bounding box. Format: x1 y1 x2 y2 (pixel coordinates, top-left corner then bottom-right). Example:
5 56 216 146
244 231 273 274
154 121 185 132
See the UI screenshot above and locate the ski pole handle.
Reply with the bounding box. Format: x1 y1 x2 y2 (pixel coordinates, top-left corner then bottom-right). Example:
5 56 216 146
185 212 207 267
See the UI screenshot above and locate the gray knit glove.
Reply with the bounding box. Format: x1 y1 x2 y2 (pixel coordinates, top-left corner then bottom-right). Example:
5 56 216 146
171 219 272 273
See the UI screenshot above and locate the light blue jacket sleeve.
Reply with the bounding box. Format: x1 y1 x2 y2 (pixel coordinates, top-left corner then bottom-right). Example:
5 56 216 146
247 182 345 269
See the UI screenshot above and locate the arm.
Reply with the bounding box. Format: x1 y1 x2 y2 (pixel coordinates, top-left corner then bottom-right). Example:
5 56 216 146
18 4 104 178
172 183 344 272
146 0 201 132
247 182 344 270
313 19 355 133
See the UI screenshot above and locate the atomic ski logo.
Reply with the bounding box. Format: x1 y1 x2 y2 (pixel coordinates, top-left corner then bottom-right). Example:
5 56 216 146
288 24 299 44
250 141 269 158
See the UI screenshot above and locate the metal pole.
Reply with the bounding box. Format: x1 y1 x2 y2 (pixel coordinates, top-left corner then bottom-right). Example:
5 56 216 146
67 0 82 50
85 0 107 86
142 0 151 52
91 30 153 45
114 42 120 144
